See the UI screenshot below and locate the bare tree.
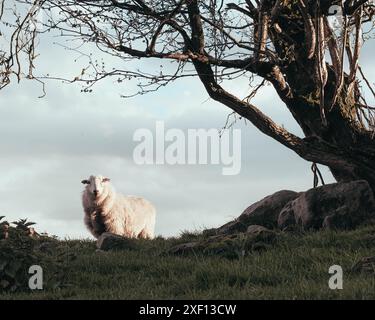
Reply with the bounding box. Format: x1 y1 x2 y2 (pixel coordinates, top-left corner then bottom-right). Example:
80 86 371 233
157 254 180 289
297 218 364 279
2 0 375 190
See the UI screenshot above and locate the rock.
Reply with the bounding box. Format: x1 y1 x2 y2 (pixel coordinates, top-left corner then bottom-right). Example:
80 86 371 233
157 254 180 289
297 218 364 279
217 190 299 233
277 201 297 231
246 225 276 242
247 225 277 242
246 225 270 234
96 232 139 251
278 180 375 230
168 228 277 258
246 224 276 242
168 241 200 255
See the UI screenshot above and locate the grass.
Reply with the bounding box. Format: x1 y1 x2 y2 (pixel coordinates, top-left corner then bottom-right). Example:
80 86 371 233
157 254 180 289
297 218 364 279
1 225 375 300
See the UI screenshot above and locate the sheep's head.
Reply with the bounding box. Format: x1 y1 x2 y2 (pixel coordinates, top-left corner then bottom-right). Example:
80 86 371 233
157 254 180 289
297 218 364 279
81 175 111 198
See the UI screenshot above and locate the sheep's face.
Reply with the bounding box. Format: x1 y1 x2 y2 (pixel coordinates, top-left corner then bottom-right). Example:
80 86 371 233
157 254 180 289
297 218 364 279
81 175 110 198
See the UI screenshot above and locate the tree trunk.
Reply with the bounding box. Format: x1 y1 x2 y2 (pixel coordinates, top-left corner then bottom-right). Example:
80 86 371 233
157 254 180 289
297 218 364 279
265 3 375 192
284 69 375 191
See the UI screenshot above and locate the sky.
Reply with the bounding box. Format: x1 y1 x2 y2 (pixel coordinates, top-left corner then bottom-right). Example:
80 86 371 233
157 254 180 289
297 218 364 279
0 8 374 239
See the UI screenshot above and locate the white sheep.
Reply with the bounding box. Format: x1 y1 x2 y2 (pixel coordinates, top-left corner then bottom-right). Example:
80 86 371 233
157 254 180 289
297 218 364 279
81 175 156 239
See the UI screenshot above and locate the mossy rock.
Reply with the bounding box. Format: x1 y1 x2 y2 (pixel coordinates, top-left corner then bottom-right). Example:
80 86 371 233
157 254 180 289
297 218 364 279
168 228 278 258
96 232 140 251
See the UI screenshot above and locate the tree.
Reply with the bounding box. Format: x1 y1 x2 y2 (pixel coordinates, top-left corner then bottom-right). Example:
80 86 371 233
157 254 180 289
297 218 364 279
2 0 375 189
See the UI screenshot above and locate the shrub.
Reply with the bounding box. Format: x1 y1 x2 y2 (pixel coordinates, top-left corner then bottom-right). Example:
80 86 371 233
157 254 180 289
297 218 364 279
0 216 75 292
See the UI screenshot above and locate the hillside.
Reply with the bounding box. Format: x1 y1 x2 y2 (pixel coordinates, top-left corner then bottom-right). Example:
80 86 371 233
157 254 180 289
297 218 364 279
1 220 375 300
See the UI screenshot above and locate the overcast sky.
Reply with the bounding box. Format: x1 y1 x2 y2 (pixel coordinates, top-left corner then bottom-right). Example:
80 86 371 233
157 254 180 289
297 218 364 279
0 11 374 239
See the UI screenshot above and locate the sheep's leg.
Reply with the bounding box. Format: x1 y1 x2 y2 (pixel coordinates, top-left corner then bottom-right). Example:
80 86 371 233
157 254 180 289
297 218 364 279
89 212 106 238
84 213 100 238
138 227 154 239
138 229 149 239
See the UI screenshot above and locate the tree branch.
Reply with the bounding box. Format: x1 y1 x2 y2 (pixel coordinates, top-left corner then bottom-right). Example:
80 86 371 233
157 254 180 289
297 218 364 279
226 2 256 19
298 0 316 59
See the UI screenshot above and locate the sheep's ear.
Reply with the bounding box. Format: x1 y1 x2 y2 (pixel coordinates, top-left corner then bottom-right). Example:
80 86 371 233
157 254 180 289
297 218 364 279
103 178 111 182
81 180 90 184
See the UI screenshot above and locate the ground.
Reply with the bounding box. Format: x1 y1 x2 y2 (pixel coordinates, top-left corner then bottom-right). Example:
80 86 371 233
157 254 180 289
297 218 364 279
1 225 375 299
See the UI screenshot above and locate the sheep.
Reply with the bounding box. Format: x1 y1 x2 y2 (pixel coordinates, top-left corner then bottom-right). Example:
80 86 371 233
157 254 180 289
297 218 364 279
81 175 156 239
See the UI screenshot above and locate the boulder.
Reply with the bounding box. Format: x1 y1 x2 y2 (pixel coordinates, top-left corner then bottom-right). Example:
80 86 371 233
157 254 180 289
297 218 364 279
217 190 299 233
246 225 277 244
246 225 270 234
168 241 200 255
246 224 274 237
96 232 139 251
168 228 277 258
278 180 375 230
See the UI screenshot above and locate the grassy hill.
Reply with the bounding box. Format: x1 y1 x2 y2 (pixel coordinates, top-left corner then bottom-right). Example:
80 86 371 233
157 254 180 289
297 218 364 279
1 223 375 300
